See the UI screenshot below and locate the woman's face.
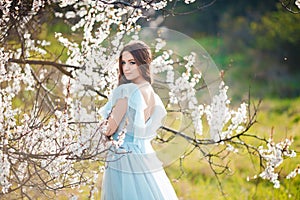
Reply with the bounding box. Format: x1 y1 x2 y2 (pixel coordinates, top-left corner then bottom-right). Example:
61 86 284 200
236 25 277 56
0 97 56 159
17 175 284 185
121 51 142 83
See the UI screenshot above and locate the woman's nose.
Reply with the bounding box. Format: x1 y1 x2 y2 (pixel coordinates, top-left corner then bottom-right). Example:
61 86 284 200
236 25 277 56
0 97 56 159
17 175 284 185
123 63 129 71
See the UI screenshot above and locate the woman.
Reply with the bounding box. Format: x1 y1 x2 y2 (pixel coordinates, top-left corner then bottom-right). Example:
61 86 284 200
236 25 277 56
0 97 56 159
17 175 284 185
100 40 178 200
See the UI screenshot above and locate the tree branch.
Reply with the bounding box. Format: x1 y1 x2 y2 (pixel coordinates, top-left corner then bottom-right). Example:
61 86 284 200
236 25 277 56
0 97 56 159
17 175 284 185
8 58 83 77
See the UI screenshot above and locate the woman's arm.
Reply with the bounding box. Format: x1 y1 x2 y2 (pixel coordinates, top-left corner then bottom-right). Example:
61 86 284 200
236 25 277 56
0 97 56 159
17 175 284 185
105 98 128 136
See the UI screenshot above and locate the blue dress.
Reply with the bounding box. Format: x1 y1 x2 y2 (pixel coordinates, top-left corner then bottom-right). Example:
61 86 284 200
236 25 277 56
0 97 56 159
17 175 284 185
100 83 178 200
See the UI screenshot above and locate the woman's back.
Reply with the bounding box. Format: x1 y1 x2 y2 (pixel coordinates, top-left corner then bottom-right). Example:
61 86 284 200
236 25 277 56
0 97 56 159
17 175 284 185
111 83 162 140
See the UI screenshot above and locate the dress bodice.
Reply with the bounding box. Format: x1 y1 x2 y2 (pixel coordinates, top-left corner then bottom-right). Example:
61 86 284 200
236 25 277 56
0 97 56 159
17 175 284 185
100 83 167 140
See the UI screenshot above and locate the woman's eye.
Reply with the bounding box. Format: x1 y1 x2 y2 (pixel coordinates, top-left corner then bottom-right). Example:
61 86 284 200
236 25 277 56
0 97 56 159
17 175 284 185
130 61 136 65
121 61 126 65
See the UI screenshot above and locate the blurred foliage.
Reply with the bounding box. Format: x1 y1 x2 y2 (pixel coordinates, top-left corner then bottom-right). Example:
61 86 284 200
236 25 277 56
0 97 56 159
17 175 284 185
251 4 300 71
162 1 300 98
162 0 277 35
251 8 300 50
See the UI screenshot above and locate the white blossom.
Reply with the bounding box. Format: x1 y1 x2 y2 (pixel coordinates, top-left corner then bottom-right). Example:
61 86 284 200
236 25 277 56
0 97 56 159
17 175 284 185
65 11 76 19
0 151 11 193
255 137 296 188
286 166 300 179
59 0 77 7
151 0 168 10
296 0 300 9
184 0 196 4
55 12 64 18
31 0 45 13
226 144 238 153
205 82 231 141
0 48 10 74
155 38 167 52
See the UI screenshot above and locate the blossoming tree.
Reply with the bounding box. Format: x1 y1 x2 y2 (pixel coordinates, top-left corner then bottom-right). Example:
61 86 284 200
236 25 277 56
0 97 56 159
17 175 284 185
0 0 299 198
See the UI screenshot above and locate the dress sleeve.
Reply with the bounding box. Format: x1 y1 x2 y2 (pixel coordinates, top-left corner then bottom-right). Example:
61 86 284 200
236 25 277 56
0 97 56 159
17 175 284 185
99 84 129 119
99 83 146 119
99 100 112 119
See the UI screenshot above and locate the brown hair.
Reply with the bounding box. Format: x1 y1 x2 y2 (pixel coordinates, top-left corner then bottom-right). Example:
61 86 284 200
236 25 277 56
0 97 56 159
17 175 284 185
118 40 152 85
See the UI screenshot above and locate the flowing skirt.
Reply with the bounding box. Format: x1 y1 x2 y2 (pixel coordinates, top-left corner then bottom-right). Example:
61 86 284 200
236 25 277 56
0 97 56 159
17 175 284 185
101 134 178 200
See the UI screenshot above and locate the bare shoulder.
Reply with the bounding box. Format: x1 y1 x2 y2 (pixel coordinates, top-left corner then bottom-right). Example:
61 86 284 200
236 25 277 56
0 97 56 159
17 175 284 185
139 84 155 106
